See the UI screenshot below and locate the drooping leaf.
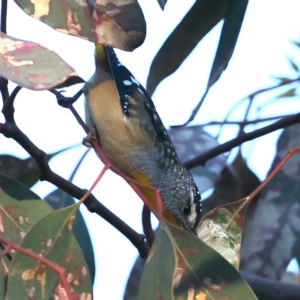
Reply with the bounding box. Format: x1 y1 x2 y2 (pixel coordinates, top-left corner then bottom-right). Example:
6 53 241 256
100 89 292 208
205 151 260 213
157 0 167 10
241 124 300 280
13 0 146 51
137 225 175 300
124 257 145 300
0 32 78 90
45 189 95 283
187 0 249 122
206 0 248 88
0 146 76 188
166 221 257 299
53 75 85 89
147 0 230 95
6 203 92 299
169 125 228 194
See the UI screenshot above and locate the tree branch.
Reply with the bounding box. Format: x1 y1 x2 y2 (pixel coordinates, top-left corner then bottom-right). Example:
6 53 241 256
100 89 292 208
240 271 300 300
184 113 300 169
0 89 150 259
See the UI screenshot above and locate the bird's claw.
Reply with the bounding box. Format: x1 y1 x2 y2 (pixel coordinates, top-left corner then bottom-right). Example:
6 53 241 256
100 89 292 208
83 132 96 148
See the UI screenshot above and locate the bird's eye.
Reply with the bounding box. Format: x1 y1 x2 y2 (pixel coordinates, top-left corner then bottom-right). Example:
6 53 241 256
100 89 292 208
183 203 191 216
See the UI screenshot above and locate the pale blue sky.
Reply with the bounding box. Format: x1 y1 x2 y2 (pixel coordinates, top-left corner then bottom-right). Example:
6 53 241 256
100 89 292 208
1 0 300 298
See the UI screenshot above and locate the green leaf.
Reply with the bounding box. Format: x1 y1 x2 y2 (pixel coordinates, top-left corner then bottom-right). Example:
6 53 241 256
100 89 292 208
276 87 297 98
13 0 146 51
138 221 257 299
0 175 52 250
45 189 95 284
147 0 230 95
6 203 92 299
0 147 75 188
0 32 79 90
0 174 40 203
288 57 299 72
272 76 293 84
166 221 257 299
0 255 9 299
137 225 175 300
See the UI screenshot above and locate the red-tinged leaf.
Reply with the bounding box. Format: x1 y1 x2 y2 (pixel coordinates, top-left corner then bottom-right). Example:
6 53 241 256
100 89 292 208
6 203 92 299
13 0 146 51
165 221 257 299
241 124 300 279
168 126 228 194
147 0 230 95
0 32 77 90
137 225 175 300
197 199 248 269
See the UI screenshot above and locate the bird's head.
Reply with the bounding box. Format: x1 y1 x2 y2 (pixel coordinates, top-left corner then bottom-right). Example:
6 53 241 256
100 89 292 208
160 169 202 234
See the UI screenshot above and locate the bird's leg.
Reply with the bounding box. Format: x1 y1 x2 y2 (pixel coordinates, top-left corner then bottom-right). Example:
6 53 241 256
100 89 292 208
83 132 96 148
53 89 83 108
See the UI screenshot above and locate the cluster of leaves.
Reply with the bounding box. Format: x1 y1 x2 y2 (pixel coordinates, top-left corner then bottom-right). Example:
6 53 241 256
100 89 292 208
1 0 300 299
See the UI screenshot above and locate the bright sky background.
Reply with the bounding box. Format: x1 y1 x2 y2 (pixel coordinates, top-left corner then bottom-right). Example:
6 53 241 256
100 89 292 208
1 0 300 299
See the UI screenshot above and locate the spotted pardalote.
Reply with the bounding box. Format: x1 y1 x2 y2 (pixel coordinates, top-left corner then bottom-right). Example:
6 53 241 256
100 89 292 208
83 44 201 233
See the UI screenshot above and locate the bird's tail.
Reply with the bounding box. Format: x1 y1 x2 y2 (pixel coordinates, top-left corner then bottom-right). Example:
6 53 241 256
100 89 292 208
94 44 110 71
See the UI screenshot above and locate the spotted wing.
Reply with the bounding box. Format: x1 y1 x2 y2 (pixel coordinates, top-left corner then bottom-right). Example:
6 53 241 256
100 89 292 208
105 46 180 165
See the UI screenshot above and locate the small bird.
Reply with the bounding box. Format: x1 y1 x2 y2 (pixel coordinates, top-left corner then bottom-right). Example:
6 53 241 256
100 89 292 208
83 44 201 233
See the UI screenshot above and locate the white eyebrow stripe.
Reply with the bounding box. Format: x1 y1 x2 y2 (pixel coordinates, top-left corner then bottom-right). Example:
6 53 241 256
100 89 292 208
187 201 197 225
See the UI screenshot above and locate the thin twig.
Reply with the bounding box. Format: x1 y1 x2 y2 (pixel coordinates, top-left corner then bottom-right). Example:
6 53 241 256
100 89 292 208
0 90 150 258
215 77 300 138
184 113 300 169
1 0 7 34
199 115 290 126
